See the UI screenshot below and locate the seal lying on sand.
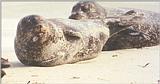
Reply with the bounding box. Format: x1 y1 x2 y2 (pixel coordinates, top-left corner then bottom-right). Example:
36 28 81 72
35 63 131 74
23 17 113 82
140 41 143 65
15 15 109 66
69 1 160 50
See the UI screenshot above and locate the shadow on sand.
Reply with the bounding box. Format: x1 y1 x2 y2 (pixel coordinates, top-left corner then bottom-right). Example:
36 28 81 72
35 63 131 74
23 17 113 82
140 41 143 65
10 61 29 68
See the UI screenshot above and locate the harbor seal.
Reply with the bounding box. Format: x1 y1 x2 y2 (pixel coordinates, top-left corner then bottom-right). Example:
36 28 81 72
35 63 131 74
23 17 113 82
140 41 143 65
14 15 109 66
69 1 160 50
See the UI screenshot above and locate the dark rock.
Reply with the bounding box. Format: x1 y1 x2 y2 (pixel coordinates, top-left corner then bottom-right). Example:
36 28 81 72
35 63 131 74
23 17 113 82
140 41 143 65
1 57 11 78
1 70 6 78
1 58 11 68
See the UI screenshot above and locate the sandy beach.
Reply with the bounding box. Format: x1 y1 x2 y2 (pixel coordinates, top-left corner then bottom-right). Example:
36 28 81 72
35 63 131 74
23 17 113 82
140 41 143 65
1 2 160 84
2 46 160 84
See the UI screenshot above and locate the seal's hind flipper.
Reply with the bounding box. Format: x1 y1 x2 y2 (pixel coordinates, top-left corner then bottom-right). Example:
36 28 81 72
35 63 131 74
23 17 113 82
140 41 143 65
102 28 149 51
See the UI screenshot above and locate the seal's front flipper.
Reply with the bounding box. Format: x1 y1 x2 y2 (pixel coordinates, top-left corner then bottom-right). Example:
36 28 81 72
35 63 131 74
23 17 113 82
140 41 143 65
63 30 82 42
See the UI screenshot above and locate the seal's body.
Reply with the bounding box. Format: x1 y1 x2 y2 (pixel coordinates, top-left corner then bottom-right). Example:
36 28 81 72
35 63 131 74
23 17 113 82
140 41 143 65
15 15 109 66
69 1 160 50
103 10 160 50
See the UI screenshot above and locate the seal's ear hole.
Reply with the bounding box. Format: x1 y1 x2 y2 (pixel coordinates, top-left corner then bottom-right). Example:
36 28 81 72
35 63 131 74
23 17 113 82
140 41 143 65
64 30 81 42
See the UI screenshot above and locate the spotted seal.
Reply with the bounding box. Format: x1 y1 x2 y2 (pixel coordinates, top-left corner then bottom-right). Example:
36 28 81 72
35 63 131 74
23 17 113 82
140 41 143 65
69 1 160 50
14 15 109 66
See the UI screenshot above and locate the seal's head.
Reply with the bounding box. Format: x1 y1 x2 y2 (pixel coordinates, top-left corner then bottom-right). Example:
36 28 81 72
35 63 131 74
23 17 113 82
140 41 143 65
17 15 58 45
69 1 107 20
15 15 63 66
